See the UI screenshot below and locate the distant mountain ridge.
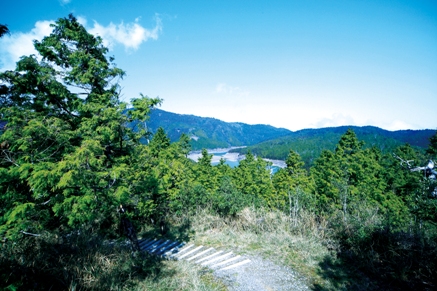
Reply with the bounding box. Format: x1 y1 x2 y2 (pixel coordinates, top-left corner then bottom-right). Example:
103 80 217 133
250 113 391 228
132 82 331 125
230 126 435 167
146 108 292 149
146 109 435 164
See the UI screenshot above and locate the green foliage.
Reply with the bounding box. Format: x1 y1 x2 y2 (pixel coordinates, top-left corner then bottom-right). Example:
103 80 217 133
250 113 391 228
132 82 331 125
0 14 160 239
272 150 315 212
0 233 161 291
212 176 247 216
149 127 171 157
141 132 194 229
146 108 292 150
194 149 219 193
1 13 436 291
232 126 434 168
426 130 437 157
232 151 275 207
310 129 408 226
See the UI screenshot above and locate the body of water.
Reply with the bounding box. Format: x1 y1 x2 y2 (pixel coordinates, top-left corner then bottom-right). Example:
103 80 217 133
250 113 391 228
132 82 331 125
211 159 240 168
188 148 285 173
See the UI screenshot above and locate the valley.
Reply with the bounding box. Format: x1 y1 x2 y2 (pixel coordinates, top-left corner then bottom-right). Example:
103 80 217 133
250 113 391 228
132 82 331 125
187 147 286 172
148 108 435 167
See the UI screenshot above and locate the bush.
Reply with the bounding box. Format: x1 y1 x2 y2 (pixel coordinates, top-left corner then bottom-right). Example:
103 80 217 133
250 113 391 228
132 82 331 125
324 199 437 290
170 184 211 215
211 176 247 216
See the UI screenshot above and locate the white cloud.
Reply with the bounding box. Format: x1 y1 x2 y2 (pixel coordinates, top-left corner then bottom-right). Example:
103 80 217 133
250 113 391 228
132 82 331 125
0 16 162 70
215 83 250 97
0 20 54 70
313 113 356 128
383 120 419 131
60 0 71 4
76 16 87 26
311 114 419 131
88 15 162 50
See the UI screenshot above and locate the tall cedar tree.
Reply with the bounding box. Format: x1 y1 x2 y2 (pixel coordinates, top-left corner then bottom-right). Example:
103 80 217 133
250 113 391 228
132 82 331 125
0 15 160 240
232 151 275 207
272 150 315 211
311 129 406 223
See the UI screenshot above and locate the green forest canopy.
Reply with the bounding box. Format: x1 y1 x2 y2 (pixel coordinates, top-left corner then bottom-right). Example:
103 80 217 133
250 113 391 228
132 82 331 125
1 14 437 290
1 13 437 243
0 15 435 242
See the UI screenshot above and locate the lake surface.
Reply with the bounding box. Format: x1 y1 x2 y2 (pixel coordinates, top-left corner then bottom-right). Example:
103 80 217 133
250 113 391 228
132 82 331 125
211 159 240 168
188 148 285 173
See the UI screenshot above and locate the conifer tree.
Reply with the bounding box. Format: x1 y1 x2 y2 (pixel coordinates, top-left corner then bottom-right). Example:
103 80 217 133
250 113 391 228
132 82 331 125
233 151 274 206
149 127 171 157
273 150 315 212
311 129 402 222
0 15 160 239
426 130 437 157
196 149 220 192
0 24 9 38
381 144 423 225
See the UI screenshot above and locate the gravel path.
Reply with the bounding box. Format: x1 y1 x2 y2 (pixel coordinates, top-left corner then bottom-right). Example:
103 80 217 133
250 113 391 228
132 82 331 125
213 255 310 291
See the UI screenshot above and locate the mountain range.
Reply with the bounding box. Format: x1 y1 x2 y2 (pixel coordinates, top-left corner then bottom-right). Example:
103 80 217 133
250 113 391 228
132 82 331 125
146 108 435 165
146 108 292 149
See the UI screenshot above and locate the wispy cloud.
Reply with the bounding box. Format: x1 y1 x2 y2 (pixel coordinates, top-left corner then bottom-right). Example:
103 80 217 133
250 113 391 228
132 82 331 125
88 15 162 51
215 83 250 97
313 113 356 128
0 20 54 69
0 16 162 70
312 114 419 131
60 0 71 4
383 120 418 131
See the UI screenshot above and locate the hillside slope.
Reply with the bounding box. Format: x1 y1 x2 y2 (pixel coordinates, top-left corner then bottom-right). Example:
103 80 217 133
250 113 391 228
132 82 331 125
146 109 292 149
145 109 435 164
231 126 435 166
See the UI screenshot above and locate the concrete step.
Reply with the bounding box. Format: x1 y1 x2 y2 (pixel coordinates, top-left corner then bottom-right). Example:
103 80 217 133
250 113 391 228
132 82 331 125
139 237 251 271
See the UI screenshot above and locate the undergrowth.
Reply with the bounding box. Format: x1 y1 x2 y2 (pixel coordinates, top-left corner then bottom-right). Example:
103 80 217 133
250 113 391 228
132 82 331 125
159 206 336 289
3 206 436 290
0 230 224 291
157 205 437 290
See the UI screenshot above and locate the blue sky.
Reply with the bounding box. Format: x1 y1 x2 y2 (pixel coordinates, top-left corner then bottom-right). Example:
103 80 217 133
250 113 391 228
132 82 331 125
1 0 436 131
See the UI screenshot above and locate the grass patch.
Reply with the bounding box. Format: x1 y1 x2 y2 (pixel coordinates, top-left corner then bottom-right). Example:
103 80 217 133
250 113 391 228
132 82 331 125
6 206 432 290
162 207 337 289
1 229 227 291
132 260 227 291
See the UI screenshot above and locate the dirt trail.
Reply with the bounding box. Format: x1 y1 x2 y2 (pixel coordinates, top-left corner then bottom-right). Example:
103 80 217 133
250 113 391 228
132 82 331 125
213 255 309 291
139 238 310 291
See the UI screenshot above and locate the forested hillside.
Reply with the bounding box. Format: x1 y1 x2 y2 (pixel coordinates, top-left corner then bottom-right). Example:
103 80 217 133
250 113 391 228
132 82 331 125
146 108 292 149
1 15 437 290
145 110 434 165
231 126 435 167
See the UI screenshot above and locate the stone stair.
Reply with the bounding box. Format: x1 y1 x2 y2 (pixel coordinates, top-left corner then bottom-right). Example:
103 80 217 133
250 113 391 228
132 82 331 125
138 238 251 271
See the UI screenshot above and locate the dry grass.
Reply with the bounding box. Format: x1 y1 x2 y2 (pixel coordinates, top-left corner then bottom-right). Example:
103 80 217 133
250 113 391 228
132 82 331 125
1 230 226 291
167 206 338 289
3 206 375 290
131 260 226 291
